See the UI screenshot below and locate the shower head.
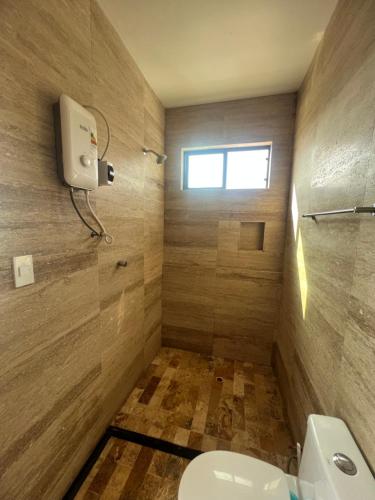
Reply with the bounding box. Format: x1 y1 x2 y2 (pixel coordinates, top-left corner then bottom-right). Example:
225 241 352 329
156 153 168 165
142 147 167 165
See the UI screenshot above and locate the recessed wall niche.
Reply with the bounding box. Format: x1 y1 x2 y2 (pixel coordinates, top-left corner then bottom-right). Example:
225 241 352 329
239 221 265 251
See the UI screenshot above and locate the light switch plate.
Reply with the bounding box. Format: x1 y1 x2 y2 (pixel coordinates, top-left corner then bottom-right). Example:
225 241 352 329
13 255 35 288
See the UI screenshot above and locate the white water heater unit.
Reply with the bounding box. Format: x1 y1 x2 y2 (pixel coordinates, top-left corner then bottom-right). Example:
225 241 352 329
54 94 114 244
54 94 98 190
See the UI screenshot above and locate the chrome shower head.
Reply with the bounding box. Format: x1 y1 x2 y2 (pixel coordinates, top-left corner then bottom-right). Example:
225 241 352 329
156 153 168 165
142 147 167 165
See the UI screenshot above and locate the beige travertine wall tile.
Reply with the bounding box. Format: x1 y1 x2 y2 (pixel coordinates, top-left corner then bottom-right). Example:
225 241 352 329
277 0 375 469
163 95 296 362
0 0 164 497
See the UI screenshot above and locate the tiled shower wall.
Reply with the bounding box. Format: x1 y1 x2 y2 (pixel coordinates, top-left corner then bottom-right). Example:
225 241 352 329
277 0 375 470
0 1 164 497
163 95 296 364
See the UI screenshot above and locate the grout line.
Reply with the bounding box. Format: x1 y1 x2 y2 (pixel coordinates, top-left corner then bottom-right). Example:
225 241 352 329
63 426 203 499
63 429 112 500
108 426 203 460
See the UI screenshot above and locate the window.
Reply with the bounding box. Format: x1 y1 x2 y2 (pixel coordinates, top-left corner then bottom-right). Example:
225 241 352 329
183 145 271 190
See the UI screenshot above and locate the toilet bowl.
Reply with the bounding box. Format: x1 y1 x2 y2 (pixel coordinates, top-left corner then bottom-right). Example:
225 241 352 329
178 450 290 500
178 415 375 500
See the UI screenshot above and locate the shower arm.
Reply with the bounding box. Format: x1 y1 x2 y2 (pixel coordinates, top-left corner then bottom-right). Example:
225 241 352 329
142 147 167 165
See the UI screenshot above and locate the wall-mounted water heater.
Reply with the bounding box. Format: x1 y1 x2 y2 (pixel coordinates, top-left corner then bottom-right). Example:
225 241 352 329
54 94 114 243
54 94 99 190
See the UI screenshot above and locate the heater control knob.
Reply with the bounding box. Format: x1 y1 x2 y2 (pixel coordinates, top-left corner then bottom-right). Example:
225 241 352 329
80 155 92 167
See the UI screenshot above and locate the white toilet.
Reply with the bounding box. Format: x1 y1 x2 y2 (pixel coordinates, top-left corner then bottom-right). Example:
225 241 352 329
178 414 375 499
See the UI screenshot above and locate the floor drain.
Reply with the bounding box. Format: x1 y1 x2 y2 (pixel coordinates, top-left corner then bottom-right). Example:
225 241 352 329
216 376 223 383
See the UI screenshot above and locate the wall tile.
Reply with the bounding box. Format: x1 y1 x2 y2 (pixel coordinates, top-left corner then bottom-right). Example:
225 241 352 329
0 0 164 496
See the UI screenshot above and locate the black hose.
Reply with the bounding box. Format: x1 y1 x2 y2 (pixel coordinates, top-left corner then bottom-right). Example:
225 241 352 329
69 188 100 238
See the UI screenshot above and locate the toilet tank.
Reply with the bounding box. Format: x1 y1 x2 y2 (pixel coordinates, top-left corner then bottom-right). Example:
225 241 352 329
298 415 375 500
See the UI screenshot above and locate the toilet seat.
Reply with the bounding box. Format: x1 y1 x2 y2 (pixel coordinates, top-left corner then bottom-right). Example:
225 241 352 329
178 450 290 500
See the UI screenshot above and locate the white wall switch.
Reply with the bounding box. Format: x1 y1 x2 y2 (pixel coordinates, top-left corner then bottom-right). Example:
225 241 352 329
13 255 35 288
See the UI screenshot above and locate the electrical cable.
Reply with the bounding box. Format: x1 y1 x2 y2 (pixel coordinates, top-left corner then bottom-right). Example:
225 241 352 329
69 188 100 238
84 190 113 244
83 105 110 160
68 105 112 244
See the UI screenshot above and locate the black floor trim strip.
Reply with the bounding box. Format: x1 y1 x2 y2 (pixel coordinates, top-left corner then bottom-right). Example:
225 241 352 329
108 425 203 460
63 429 111 500
63 426 203 498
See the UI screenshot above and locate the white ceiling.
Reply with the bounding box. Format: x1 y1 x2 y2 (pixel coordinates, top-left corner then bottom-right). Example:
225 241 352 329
98 0 337 108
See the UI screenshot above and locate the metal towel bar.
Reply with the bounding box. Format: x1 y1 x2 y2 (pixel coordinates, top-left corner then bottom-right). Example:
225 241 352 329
303 204 375 219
